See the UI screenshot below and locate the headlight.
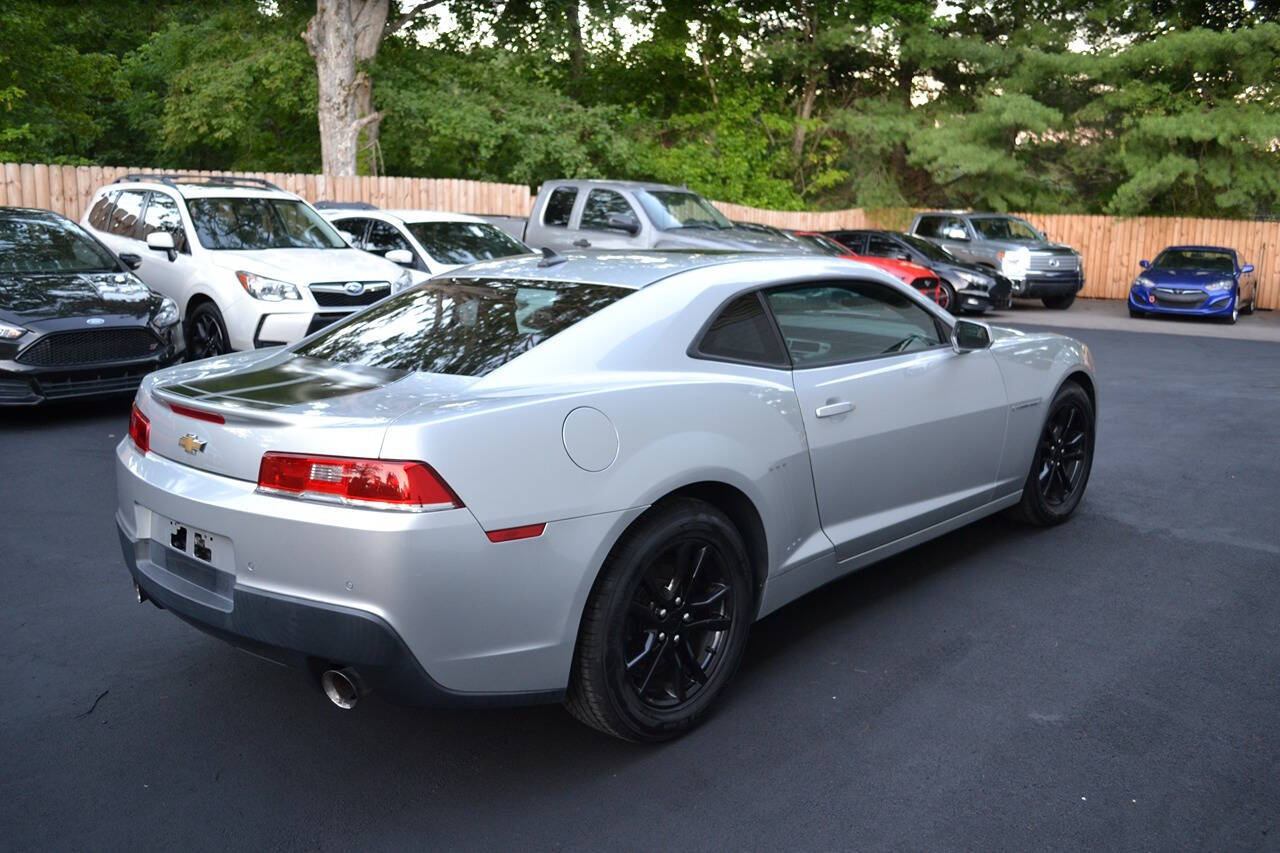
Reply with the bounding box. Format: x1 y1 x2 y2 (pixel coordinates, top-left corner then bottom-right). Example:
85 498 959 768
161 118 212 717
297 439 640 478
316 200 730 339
151 297 180 328
1133 276 1154 289
236 271 301 301
392 269 413 294
0 321 26 340
1204 279 1234 292
998 247 1031 279
955 270 988 286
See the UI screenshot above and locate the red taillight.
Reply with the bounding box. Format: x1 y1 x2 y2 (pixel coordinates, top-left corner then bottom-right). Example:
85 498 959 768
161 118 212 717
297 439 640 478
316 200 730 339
256 453 462 511
169 401 225 424
485 523 546 543
129 403 150 453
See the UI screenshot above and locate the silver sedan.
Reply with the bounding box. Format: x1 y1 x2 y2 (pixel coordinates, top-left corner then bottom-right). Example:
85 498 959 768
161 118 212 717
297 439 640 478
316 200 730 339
116 252 1096 741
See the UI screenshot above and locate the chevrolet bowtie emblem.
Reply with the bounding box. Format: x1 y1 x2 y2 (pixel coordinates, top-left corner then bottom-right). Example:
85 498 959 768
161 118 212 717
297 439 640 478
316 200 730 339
178 434 207 455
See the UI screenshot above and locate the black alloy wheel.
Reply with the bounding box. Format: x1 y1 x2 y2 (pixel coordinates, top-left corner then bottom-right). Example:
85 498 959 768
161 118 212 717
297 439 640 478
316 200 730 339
186 303 230 360
1010 381 1095 526
567 498 754 741
622 539 735 710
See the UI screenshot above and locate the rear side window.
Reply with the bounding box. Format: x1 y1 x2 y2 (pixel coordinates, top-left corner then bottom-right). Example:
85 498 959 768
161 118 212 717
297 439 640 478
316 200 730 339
543 187 578 227
913 217 945 238
109 190 147 238
87 192 117 231
293 278 629 376
696 293 787 367
866 234 903 257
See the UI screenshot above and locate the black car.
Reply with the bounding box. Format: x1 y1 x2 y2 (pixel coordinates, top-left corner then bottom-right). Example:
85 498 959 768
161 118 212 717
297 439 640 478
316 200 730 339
826 229 1014 314
0 208 184 405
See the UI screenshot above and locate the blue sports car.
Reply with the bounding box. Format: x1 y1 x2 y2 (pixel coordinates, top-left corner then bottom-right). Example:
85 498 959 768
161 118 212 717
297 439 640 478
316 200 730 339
1129 245 1258 324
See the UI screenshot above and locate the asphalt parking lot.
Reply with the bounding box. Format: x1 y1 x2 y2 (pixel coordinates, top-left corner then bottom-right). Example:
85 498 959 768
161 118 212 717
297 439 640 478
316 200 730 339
2 308 1277 851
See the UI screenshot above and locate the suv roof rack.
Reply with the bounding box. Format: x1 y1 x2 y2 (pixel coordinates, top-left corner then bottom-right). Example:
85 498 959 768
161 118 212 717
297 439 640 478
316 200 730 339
113 173 285 192
313 200 379 210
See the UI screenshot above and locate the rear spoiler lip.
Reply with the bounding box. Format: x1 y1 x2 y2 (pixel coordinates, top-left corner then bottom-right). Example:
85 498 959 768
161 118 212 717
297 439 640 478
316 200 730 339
150 386 296 425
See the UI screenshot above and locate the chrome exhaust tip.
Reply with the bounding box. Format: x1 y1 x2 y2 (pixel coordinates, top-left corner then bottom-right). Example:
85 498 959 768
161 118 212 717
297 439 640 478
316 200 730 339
134 581 147 604
320 667 365 710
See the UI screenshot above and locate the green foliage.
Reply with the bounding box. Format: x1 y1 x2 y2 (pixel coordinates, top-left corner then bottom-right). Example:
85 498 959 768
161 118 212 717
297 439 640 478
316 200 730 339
0 0 1276 217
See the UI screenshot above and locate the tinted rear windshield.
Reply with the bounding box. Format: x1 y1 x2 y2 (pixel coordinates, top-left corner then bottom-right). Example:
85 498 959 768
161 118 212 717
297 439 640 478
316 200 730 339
293 278 629 376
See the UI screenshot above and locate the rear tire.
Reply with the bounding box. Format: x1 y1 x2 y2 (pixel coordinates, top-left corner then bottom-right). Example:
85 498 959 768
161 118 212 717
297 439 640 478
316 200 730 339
1009 381 1095 527
565 498 754 741
1242 290 1255 315
1042 293 1076 310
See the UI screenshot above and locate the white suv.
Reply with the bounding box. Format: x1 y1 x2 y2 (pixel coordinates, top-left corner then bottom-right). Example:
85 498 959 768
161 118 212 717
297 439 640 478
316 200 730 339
81 175 411 358
317 205 531 288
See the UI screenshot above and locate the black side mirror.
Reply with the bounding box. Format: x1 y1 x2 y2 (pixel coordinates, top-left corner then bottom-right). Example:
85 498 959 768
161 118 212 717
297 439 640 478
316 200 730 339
118 253 142 271
606 213 640 235
952 319 992 353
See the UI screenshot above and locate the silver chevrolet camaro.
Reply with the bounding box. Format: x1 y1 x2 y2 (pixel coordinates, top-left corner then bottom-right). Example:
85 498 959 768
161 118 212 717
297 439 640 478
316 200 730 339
116 251 1097 741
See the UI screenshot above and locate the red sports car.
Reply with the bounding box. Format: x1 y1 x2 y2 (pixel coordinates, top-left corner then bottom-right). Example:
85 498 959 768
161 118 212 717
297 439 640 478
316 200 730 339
792 231 949 310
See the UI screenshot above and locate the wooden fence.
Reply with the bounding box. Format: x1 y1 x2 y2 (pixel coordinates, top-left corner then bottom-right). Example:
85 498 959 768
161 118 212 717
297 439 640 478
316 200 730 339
4 163 1276 309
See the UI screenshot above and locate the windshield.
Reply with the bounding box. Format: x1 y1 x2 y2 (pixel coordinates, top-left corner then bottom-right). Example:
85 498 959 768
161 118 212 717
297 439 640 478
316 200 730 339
636 190 732 230
292 278 629 376
900 233 954 263
970 217 1042 243
794 234 846 256
0 214 119 273
187 197 346 250
1151 249 1235 273
406 221 529 265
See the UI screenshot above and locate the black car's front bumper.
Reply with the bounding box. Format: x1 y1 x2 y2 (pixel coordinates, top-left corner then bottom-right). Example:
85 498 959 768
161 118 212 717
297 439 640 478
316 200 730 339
0 325 183 405
946 273 1014 313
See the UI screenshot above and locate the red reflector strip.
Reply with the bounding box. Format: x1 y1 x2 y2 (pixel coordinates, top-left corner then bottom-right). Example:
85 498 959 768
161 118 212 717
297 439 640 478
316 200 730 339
129 403 150 453
485 523 546 543
169 402 225 424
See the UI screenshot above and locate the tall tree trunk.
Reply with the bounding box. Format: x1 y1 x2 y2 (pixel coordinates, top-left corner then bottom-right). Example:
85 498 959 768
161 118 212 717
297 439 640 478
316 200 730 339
566 1 586 90
303 0 390 176
790 5 819 160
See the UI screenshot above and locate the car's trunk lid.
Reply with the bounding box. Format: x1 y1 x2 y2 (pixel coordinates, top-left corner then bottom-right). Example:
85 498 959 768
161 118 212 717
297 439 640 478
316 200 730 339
145 352 478 481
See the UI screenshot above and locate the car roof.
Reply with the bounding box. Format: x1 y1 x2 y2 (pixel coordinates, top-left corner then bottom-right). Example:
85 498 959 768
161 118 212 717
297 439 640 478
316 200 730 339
540 178 696 194
0 206 67 221
1160 245 1235 254
105 180 300 201
321 208 488 225
446 250 823 290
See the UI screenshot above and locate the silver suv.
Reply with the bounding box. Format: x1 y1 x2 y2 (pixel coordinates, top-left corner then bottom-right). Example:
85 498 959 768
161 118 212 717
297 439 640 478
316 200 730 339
909 212 1083 309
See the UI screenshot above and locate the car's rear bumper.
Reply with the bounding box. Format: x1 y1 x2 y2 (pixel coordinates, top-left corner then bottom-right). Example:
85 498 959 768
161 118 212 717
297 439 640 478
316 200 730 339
118 524 560 708
115 440 641 703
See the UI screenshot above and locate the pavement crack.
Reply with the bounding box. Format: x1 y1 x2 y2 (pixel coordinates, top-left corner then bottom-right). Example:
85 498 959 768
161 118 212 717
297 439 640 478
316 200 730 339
74 688 109 720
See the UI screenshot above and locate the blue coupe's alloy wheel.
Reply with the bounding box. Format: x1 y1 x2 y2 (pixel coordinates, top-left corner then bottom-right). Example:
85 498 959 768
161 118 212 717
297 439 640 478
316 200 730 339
623 538 734 710
1036 401 1089 507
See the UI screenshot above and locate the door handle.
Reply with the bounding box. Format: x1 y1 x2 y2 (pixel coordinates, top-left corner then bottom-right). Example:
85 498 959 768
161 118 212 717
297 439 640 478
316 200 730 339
815 401 854 418
572 239 591 248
